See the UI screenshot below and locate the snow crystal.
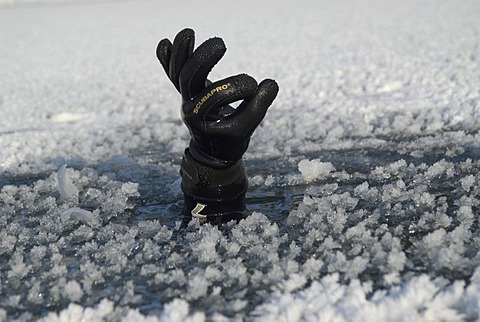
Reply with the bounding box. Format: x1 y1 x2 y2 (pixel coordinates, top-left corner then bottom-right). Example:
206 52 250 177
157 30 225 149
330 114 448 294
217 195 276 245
456 206 474 228
280 274 307 293
188 224 222 263
64 280 83 302
122 309 159 322
186 271 209 301
29 245 47 263
264 175 275 186
39 299 114 322
159 299 193 322
425 160 455 180
461 174 476 191
0 233 16 256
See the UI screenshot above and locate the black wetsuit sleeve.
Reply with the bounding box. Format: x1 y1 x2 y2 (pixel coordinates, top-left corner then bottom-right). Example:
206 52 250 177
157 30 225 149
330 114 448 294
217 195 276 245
180 148 247 219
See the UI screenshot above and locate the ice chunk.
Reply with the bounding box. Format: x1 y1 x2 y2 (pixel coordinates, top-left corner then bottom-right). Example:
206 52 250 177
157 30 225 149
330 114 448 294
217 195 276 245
298 159 335 182
249 175 265 186
57 164 79 204
121 182 139 195
249 174 276 187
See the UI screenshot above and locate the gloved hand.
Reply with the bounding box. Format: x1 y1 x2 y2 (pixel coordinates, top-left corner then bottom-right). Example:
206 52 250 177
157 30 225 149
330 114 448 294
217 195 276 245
156 28 278 219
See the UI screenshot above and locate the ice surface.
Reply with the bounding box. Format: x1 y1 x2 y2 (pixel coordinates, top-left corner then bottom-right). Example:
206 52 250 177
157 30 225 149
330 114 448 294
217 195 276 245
1 0 480 320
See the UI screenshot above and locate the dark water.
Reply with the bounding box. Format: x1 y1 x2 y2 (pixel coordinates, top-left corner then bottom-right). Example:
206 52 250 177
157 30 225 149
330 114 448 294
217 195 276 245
1 136 480 319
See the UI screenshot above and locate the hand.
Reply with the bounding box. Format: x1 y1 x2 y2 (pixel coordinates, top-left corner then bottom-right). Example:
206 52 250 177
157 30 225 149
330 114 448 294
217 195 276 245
156 28 279 165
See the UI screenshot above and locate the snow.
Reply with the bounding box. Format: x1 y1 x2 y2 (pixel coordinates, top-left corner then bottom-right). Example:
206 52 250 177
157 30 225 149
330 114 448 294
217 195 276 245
1 0 480 320
252 274 474 322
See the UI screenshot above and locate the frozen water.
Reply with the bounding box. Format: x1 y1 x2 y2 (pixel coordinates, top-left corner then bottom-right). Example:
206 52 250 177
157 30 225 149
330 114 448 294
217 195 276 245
1 0 480 320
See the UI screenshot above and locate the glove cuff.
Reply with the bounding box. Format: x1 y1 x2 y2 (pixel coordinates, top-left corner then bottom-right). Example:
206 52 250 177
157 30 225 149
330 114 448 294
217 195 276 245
182 194 247 220
180 148 248 218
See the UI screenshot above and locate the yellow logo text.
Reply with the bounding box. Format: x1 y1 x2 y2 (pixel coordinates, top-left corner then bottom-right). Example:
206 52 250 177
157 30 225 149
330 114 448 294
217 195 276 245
193 83 231 114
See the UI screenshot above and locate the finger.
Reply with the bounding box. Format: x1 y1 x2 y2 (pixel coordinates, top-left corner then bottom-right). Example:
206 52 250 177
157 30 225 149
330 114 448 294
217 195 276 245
156 38 172 77
179 37 226 100
169 28 195 91
217 79 279 136
183 74 257 121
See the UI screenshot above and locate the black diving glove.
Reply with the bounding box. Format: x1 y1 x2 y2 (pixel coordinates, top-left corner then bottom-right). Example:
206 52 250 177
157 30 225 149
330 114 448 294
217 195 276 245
156 28 278 219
